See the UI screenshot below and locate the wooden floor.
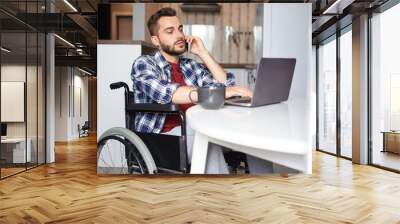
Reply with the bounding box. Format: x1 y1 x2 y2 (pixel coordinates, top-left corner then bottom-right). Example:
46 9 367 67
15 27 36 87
0 167 26 178
1 135 400 223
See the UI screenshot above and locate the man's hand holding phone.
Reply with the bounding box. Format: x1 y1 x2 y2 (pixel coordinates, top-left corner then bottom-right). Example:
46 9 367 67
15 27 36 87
184 36 253 98
185 35 208 56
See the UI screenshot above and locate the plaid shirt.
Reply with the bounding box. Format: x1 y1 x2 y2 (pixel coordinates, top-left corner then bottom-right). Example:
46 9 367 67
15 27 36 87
130 51 236 133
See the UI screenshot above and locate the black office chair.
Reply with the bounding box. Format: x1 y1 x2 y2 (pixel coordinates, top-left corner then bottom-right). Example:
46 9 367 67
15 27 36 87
78 121 90 138
97 82 189 174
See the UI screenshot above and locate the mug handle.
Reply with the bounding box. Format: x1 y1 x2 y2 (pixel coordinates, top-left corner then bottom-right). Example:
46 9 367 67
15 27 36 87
189 89 197 104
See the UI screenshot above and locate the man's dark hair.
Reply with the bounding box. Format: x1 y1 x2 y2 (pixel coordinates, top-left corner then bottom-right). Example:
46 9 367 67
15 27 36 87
147 7 177 36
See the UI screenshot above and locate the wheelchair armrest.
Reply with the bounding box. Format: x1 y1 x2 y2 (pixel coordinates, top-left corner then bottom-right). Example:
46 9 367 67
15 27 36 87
126 103 181 113
127 103 187 137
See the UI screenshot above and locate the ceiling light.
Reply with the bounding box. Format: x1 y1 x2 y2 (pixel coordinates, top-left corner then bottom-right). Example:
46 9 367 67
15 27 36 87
78 67 92 76
323 0 355 15
54 34 75 48
1 47 11 53
63 0 78 12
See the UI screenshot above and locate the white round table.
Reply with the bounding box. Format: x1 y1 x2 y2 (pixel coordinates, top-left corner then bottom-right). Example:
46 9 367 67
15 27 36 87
186 98 313 174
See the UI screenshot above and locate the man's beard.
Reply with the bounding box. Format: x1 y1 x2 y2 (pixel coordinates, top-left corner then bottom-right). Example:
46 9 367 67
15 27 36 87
160 40 186 56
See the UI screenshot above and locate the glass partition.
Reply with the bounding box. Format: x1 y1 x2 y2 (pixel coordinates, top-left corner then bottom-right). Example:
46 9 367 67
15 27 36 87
0 1 46 179
1 21 28 178
339 29 352 158
370 4 400 171
317 36 337 155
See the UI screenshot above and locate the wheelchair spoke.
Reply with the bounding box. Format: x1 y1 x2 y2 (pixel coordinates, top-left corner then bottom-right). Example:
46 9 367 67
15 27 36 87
128 149 145 174
119 141 125 174
98 135 148 174
99 154 108 167
106 141 114 167
101 141 113 168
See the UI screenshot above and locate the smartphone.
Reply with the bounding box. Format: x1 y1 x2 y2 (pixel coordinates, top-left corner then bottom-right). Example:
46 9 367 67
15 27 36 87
185 41 191 53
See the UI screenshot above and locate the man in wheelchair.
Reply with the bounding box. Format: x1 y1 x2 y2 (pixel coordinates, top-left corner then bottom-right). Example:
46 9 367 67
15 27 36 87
130 7 252 174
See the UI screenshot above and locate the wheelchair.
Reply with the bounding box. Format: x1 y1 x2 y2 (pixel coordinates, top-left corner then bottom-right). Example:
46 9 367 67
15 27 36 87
97 82 250 175
97 82 189 174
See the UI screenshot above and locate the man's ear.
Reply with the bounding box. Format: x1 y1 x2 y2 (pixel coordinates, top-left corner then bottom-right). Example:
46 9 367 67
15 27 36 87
150 36 160 49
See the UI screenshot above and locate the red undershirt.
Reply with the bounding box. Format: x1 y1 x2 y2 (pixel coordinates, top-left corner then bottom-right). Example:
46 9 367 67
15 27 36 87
161 62 194 133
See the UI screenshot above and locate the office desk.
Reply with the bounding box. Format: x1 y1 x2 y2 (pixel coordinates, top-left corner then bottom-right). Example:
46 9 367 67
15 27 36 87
187 98 313 174
381 131 400 154
1 138 32 163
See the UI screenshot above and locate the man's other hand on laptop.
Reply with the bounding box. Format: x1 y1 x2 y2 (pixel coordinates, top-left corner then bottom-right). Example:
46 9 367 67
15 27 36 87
226 86 253 99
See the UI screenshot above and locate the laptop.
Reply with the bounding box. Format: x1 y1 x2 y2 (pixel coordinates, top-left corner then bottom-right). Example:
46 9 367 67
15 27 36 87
225 58 296 107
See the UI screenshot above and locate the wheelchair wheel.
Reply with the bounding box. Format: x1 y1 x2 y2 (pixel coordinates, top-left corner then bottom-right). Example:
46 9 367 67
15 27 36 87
97 127 157 174
98 136 146 174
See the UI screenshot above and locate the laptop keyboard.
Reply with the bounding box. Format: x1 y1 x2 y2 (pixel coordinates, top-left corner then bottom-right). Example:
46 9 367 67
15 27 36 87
234 98 251 103
227 96 252 103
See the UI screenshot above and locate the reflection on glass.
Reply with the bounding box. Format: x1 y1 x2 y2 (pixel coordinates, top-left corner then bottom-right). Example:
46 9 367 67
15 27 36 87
340 30 352 158
318 38 337 154
371 3 400 171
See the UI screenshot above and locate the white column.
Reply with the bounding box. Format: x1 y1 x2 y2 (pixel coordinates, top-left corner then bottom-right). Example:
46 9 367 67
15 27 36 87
46 33 55 163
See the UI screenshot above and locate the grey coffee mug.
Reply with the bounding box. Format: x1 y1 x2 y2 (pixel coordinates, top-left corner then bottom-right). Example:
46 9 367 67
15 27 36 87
190 86 226 110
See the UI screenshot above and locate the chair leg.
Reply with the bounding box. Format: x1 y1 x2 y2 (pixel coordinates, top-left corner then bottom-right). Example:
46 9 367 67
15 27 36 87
223 151 249 174
244 159 250 174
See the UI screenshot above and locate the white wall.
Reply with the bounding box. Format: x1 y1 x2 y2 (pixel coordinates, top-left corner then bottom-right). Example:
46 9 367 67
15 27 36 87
97 44 142 139
262 3 313 99
1 65 41 137
54 67 89 141
55 67 68 141
72 73 89 138
262 3 314 168
96 43 144 169
1 66 26 124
